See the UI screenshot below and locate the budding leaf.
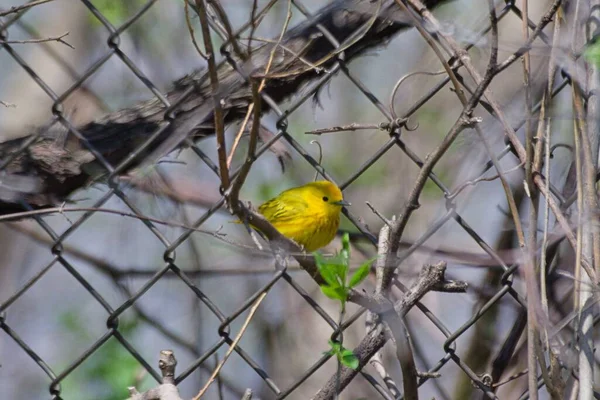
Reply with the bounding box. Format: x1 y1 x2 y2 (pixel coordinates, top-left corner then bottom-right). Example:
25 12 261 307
349 260 372 288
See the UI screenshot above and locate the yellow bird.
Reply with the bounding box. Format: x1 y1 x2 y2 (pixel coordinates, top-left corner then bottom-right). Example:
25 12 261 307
254 180 350 251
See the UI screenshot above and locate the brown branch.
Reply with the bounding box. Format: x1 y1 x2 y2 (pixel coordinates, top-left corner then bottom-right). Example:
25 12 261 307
252 0 385 80
184 0 208 60
537 14 564 398
572 2 599 397
205 0 245 61
192 291 267 399
313 261 467 399
0 31 73 49
0 0 455 212
226 80 261 209
0 0 54 17
366 223 401 397
127 350 182 400
0 100 16 107
407 0 595 284
226 0 290 168
194 0 229 190
239 36 323 71
385 0 506 276
305 123 386 135
519 0 542 398
241 389 253 400
399 0 527 253
371 215 418 400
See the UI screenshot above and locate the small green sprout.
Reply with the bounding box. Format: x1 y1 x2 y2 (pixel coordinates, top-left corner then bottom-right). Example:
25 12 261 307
313 233 373 308
324 339 360 370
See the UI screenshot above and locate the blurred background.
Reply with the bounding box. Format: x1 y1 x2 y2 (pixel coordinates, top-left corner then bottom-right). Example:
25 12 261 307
0 1 589 399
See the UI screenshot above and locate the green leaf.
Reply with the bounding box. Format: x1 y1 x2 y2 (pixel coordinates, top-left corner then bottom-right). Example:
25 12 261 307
342 232 350 252
318 264 341 287
348 260 373 288
321 285 348 302
313 251 326 267
331 263 348 285
315 253 346 287
328 339 341 353
340 349 359 370
341 232 351 260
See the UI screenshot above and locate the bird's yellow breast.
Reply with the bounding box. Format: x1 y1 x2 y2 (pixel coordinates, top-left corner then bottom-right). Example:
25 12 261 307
268 210 340 252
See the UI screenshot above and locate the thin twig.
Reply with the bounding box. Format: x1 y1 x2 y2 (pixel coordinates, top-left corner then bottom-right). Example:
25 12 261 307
0 206 218 235
227 80 261 207
206 0 245 61
0 31 73 49
0 100 15 107
239 36 322 71
247 0 259 54
573 1 600 397
537 6 563 399
365 313 401 398
365 201 391 226
306 123 386 135
253 0 383 80
241 389 253 400
226 107 252 168
389 70 445 119
195 0 230 190
192 291 267 399
127 350 183 400
184 0 208 59
226 0 292 168
314 262 468 399
367 222 402 397
520 1 541 398
0 0 54 17
539 4 562 331
581 0 600 395
408 0 593 284
446 162 524 201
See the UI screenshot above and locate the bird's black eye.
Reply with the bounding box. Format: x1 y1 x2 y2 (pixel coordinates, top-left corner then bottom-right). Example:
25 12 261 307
322 196 329 202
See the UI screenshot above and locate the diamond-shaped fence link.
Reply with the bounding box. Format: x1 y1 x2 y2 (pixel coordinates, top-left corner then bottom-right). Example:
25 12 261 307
0 0 597 399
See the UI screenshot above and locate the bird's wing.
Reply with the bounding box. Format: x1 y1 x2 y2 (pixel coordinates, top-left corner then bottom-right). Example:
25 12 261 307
258 194 308 223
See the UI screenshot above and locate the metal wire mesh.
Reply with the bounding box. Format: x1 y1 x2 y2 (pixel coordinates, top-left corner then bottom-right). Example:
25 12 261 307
0 1 596 399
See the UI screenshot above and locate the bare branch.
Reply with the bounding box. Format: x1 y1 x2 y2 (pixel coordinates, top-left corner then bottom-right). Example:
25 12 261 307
306 123 387 135
192 291 268 399
226 80 261 209
127 350 182 400
226 0 291 169
184 0 208 60
0 100 16 107
194 0 229 190
314 261 468 399
0 0 456 211
0 0 54 17
241 389 253 400
0 31 73 49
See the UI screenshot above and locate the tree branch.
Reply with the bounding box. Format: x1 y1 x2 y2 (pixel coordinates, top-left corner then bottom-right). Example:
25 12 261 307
0 0 453 212
127 350 182 400
314 261 467 399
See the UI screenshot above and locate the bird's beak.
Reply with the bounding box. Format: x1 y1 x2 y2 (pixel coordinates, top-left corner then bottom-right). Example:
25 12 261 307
333 200 351 206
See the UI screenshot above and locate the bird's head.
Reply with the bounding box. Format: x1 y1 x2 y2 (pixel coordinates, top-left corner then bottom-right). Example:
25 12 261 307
305 181 350 210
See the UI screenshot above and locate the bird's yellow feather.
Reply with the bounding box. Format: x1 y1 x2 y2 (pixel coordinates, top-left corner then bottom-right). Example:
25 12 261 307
245 181 348 251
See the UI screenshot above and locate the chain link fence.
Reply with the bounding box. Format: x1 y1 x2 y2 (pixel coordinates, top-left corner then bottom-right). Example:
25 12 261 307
0 0 597 399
